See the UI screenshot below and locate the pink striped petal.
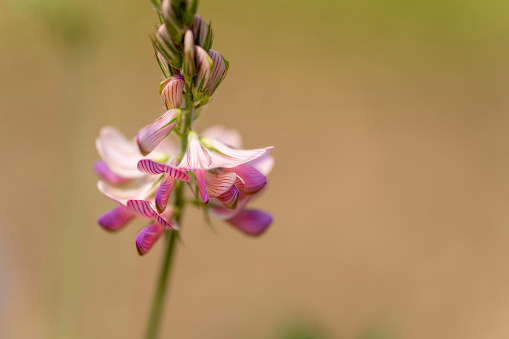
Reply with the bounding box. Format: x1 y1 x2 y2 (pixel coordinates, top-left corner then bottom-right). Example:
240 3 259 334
248 153 275 176
205 172 236 197
206 50 227 95
94 160 131 185
201 137 273 168
155 175 175 213
96 127 144 178
135 223 165 255
178 131 213 170
160 75 184 109
226 209 272 236
137 159 190 182
195 170 209 204
216 185 239 209
223 164 266 194
97 206 134 231
126 200 156 218
137 109 180 156
201 125 242 148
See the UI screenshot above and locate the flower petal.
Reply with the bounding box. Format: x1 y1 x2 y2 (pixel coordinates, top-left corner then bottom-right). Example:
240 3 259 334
137 159 190 182
223 164 266 194
201 137 273 168
201 125 242 148
97 179 157 206
93 160 132 185
126 200 156 218
216 185 239 209
135 223 165 255
155 175 175 213
195 170 209 204
160 75 184 109
226 209 272 236
211 191 253 220
137 109 180 156
205 172 236 197
96 127 143 178
178 131 213 170
248 153 275 176
97 206 134 231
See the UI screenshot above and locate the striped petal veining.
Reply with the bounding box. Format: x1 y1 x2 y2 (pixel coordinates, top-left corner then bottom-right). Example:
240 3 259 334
135 223 165 255
195 170 209 204
206 49 227 95
137 159 190 182
137 109 180 156
216 185 239 209
160 75 184 109
126 200 155 218
155 174 175 213
201 137 272 168
178 131 213 170
205 172 236 197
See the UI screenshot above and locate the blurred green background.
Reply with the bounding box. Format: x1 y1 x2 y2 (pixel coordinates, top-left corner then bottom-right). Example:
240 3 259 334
2 0 509 338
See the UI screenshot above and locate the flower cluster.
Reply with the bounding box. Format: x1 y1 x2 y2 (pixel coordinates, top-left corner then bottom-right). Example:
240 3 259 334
94 0 274 255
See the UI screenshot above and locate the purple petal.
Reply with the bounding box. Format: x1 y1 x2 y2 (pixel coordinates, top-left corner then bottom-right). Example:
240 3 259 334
138 159 190 182
137 109 180 156
226 209 273 236
135 223 165 255
94 160 132 185
155 175 175 213
224 164 266 194
97 206 134 231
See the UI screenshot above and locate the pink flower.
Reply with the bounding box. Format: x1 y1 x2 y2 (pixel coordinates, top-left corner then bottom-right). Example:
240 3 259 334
138 125 275 236
95 127 187 254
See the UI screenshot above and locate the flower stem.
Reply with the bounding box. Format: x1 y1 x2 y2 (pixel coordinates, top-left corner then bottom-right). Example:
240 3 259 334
143 88 194 339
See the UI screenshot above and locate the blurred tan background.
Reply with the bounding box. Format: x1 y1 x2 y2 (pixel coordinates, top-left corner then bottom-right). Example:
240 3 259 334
2 0 509 338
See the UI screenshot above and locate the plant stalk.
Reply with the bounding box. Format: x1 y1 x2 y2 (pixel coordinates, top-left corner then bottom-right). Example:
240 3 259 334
143 88 194 339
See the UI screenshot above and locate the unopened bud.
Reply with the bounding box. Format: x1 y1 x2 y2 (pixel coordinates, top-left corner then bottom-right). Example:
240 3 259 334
160 75 185 109
194 46 213 93
206 49 228 95
182 30 196 77
161 0 185 43
154 24 182 68
192 15 213 51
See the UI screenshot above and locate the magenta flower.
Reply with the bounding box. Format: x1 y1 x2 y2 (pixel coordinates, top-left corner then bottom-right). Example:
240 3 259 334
94 127 188 254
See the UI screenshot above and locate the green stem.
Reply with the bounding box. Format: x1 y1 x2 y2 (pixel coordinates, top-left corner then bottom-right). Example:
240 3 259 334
143 88 194 339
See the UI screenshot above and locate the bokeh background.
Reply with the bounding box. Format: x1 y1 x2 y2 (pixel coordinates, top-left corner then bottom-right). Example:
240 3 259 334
2 0 509 338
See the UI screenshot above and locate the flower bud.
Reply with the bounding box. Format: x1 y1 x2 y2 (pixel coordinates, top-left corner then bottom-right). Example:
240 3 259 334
161 0 185 43
206 49 228 95
160 75 184 109
182 30 196 77
192 15 213 51
194 46 213 93
154 24 182 67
